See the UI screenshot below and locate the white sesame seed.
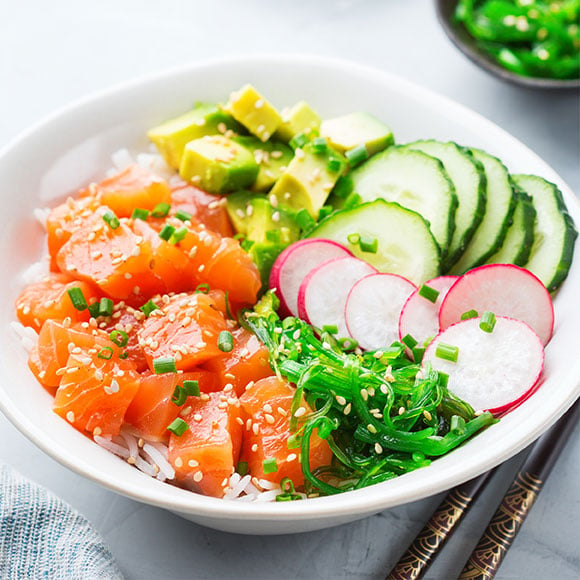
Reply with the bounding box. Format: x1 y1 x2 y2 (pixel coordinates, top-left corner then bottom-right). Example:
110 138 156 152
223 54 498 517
335 395 347 406
251 443 258 452
361 389 368 401
188 459 199 468
375 443 383 454
367 424 378 434
294 406 306 418
264 413 275 424
343 403 352 415
287 453 297 462
398 406 406 415
66 411 75 423
423 410 433 421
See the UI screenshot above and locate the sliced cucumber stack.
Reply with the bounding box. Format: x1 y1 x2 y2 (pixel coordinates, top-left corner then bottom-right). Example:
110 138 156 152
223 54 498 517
404 140 486 271
349 147 457 259
450 149 516 275
513 174 578 292
485 187 536 267
307 199 440 285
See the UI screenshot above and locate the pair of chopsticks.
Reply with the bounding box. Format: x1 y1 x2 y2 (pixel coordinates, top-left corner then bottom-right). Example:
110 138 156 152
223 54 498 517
387 398 579 579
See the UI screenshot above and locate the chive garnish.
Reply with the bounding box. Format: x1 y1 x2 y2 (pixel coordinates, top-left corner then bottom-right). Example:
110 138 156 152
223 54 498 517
402 333 418 350
218 330 234 352
318 205 333 221
236 461 249 476
479 311 497 333
338 337 358 351
119 351 129 360
322 324 338 335
461 309 479 320
98 298 113 317
131 208 150 220
88 302 100 319
139 299 159 318
159 224 175 241
310 137 328 154
342 192 362 210
412 346 425 363
151 202 171 218
418 284 440 303
437 371 449 388
289 132 309 150
450 415 466 435
109 330 128 348
194 283 210 294
326 157 342 173
153 356 177 374
97 347 113 360
347 233 361 245
102 210 120 230
175 209 193 222
167 418 189 436
67 287 88 311
435 342 459 362
224 291 234 320
171 385 187 406
295 208 315 230
359 235 378 254
262 458 278 474
169 226 188 245
345 144 368 166
183 380 200 397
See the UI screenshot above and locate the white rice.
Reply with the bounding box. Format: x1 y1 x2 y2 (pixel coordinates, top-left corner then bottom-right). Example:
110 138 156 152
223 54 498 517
33 207 50 231
11 321 38 353
18 258 49 286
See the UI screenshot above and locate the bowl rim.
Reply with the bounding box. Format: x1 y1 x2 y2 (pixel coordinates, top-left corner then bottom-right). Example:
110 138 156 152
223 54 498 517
1 53 579 522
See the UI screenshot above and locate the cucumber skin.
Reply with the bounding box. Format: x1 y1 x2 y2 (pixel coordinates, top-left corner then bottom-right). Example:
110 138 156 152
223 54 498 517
511 188 537 267
515 175 578 293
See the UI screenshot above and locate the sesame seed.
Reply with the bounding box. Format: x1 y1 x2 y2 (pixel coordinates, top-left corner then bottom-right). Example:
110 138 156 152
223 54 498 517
198 264 205 272
343 403 352 415
252 423 260 435
193 413 202 422
246 418 252 430
423 410 433 421
268 194 279 208
295 148 305 159
251 443 258 452
175 457 183 468
264 413 275 424
188 459 199 468
194 471 204 482
66 411 75 423
375 443 383 454
335 395 347 406
93 427 102 437
254 99 264 109
272 211 280 222
294 407 307 418
277 406 288 417
287 453 297 462
537 48 549 60
218 401 228 409
235 417 244 426
515 16 529 31
360 389 368 401
398 406 405 415
367 424 378 434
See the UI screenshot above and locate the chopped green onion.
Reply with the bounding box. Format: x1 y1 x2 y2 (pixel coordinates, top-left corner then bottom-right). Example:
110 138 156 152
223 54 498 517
167 417 189 436
345 144 368 167
102 210 120 230
67 287 88 311
169 226 188 244
119 351 129 360
342 192 362 210
139 299 159 318
326 157 342 173
175 209 193 222
183 380 200 397
461 309 479 320
295 208 315 230
236 461 249 476
347 233 361 245
311 137 328 154
266 229 281 243
318 205 333 221
131 208 150 220
88 302 100 319
435 342 459 363
171 385 187 406
109 330 128 347
218 330 234 352
333 175 353 199
194 283 210 294
437 371 449 388
450 415 466 435
159 224 176 241
418 284 440 303
151 202 171 218
479 311 497 333
338 337 358 351
322 324 338 335
286 432 302 449
97 347 113 360
224 291 234 320
412 346 425 363
153 356 177 374
359 235 378 253
289 132 309 150
280 477 295 494
240 239 255 251
402 333 418 350
99 297 114 317
262 458 278 474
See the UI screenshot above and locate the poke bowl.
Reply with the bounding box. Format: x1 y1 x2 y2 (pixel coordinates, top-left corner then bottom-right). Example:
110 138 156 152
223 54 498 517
0 55 579 535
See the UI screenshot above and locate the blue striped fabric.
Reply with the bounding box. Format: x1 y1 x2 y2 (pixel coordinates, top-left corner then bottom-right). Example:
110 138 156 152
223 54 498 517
0 465 123 580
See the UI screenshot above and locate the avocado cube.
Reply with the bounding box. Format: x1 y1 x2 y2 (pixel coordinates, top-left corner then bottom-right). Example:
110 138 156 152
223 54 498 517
179 135 259 193
248 240 286 288
275 101 321 143
147 103 242 169
224 85 282 142
320 112 394 156
233 136 294 192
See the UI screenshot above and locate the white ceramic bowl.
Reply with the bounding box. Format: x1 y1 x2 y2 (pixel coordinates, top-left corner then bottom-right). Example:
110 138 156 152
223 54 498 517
0 55 579 535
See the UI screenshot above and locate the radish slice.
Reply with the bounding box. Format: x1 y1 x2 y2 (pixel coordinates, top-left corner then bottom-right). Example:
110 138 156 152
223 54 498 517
269 239 352 317
345 273 417 351
439 264 554 346
423 316 544 415
399 275 458 350
297 256 377 337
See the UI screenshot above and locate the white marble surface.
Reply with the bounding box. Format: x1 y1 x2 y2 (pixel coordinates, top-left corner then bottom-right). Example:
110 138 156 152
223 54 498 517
1 1 579 578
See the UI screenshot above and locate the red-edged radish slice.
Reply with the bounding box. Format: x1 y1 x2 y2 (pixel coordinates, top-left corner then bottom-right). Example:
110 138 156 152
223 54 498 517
269 239 352 317
297 256 377 337
399 276 458 351
345 273 416 351
439 264 554 346
423 316 544 415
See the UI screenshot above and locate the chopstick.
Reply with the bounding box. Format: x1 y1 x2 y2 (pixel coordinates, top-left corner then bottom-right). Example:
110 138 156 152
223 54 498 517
387 399 579 580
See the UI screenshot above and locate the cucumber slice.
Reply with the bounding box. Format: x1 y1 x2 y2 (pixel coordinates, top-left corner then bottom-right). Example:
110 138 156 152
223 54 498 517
450 149 516 274
513 174 578 292
307 199 440 285
349 147 457 258
404 140 486 271
485 187 536 266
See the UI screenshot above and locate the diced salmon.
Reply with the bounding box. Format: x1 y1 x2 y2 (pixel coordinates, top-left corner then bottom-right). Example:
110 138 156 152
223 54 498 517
138 291 228 371
170 180 233 237
56 213 163 303
124 370 219 441
53 346 140 437
15 273 100 332
239 376 332 487
168 391 243 498
94 164 172 218
202 327 271 396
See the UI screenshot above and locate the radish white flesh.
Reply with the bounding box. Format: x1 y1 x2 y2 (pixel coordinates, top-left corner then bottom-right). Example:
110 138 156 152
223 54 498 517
269 239 352 317
423 316 544 415
298 256 377 337
399 275 458 350
439 264 554 346
345 273 416 351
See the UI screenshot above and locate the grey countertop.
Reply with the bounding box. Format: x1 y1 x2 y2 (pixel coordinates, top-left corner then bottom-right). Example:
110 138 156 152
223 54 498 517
1 1 579 578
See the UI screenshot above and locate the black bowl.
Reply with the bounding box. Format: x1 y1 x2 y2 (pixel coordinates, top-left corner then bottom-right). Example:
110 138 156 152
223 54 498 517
435 0 580 89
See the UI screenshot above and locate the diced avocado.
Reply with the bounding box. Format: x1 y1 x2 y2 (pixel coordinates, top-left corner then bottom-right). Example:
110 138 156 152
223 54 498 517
147 103 243 169
179 135 258 193
224 85 282 142
232 136 294 192
248 241 286 288
320 112 394 156
275 101 321 143
269 142 347 218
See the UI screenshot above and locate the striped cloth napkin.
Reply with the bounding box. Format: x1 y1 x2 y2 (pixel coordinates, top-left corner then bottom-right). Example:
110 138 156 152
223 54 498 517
0 465 123 580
